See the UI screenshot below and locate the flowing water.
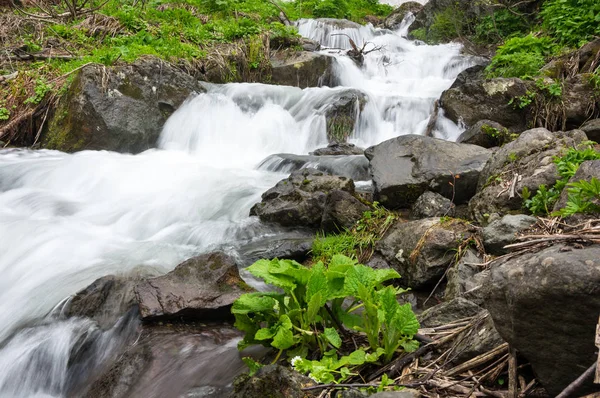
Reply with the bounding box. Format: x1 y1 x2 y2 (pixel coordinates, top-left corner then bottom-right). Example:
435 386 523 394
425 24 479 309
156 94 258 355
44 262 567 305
0 14 476 397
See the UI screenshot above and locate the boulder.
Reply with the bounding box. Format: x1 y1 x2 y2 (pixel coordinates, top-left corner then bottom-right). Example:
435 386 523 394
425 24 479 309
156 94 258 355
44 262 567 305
258 154 370 181
323 89 367 143
230 365 316 398
270 51 335 88
418 297 483 328
365 134 491 209
310 142 364 156
236 232 314 267
410 191 455 219
448 311 505 364
444 248 485 301
375 218 478 288
561 75 600 130
43 56 204 153
456 120 511 148
483 244 600 396
581 119 600 142
249 168 355 228
300 38 321 52
469 128 588 223
408 0 488 41
482 214 537 255
553 159 600 213
134 252 251 321
383 2 423 30
439 66 528 132
321 189 370 233
66 275 140 329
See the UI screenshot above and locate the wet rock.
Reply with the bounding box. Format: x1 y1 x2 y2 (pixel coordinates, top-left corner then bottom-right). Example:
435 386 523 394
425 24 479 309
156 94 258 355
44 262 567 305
250 168 355 228
43 56 204 153
553 160 600 214
315 18 362 30
82 324 247 398
310 142 364 156
440 66 528 132
66 275 140 329
469 128 588 223
321 190 370 233
444 248 485 301
324 89 367 143
365 135 491 209
456 120 511 148
383 2 423 30
418 297 483 328
258 154 370 181
410 191 455 219
375 218 479 288
581 118 600 142
236 232 314 266
482 214 537 255
483 244 600 396
300 38 321 52
270 51 335 88
229 364 316 398
369 390 421 398
134 252 251 321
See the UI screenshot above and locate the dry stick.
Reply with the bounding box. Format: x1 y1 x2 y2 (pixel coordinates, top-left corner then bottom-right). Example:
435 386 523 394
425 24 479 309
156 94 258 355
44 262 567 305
555 363 597 398
302 382 420 392
367 342 434 381
508 345 518 398
33 104 50 146
444 343 509 377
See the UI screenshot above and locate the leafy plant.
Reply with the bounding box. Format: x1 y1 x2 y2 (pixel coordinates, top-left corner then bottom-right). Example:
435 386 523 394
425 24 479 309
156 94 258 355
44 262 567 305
474 8 530 44
541 0 600 47
555 177 600 217
509 90 536 109
486 35 557 79
24 79 53 105
232 255 419 383
0 107 9 121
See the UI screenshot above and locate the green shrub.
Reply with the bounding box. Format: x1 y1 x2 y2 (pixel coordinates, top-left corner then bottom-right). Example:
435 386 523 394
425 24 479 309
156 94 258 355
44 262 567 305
486 34 557 78
541 0 600 47
232 255 419 383
474 9 530 44
428 6 466 42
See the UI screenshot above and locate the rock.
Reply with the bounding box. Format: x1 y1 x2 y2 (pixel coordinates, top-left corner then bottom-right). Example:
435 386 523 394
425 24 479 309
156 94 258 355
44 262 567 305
310 142 364 156
229 365 316 398
410 191 455 219
258 154 370 181
482 214 537 255
444 248 485 301
134 252 251 321
270 51 335 88
469 128 588 223
81 324 249 398
418 297 483 328
369 390 421 398
561 75 600 129
365 135 491 209
449 311 505 364
43 56 204 153
66 275 140 329
483 244 600 396
581 118 600 143
383 2 423 30
300 38 321 52
375 218 478 288
250 168 355 228
315 18 362 30
236 232 314 267
321 190 370 233
553 160 600 213
456 120 511 148
439 66 528 132
323 89 367 143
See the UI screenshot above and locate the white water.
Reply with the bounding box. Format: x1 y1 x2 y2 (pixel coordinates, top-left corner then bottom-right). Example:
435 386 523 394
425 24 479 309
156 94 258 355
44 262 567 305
0 14 475 397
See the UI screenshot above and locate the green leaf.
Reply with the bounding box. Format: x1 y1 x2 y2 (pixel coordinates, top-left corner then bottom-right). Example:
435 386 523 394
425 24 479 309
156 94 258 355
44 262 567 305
255 327 276 340
394 303 420 336
344 264 376 295
242 357 263 376
379 286 399 325
323 327 342 348
272 314 294 349
306 262 328 305
401 339 420 353
347 349 367 365
306 292 322 324
231 293 278 315
247 259 308 292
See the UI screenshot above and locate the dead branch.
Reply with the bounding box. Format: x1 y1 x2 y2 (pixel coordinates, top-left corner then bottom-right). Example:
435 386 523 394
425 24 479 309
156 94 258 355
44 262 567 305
555 363 597 398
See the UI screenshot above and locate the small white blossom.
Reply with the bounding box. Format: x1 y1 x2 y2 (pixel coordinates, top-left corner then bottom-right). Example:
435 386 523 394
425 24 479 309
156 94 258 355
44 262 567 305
290 356 302 368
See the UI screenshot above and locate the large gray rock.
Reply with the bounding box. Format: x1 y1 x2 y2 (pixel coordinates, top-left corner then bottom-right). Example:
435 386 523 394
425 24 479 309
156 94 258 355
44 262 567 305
410 191 455 219
321 189 370 233
250 168 355 228
43 57 203 153
482 214 537 255
323 89 366 143
484 245 600 396
365 135 491 209
440 66 528 132
469 128 588 223
418 297 483 328
456 120 511 148
258 153 369 181
376 218 478 287
134 252 251 321
230 365 316 398
553 160 600 214
383 2 423 30
444 248 485 301
236 232 314 267
310 142 364 156
581 119 600 142
270 51 335 88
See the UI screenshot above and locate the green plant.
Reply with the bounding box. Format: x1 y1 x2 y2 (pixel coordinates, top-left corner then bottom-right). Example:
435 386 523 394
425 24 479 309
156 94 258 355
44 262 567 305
486 35 557 79
555 177 600 216
535 78 562 98
474 8 529 44
509 90 536 109
232 255 419 383
24 78 53 105
541 0 600 47
0 107 9 121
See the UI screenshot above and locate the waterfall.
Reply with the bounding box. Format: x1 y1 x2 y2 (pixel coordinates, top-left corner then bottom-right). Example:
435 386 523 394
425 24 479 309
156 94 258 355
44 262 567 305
0 14 475 397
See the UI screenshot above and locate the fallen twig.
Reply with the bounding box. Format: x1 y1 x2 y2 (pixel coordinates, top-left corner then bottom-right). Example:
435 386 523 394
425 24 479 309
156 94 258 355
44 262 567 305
555 362 597 398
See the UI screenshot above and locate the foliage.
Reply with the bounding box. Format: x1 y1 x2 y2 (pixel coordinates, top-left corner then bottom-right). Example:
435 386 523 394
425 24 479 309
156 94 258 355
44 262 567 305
524 144 600 215
481 124 517 146
0 107 9 121
291 0 392 21
486 35 557 78
312 202 396 263
555 177 600 217
473 8 530 44
540 0 600 47
23 78 53 105
232 255 419 383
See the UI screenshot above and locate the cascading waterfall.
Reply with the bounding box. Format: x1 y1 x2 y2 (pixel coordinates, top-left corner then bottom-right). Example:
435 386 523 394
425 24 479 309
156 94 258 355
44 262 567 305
0 13 477 397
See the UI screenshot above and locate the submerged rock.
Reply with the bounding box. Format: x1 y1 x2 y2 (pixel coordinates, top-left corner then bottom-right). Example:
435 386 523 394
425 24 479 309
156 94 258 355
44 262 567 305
383 2 423 30
258 153 369 181
483 244 600 396
324 89 367 143
135 252 251 321
365 135 491 209
43 56 204 153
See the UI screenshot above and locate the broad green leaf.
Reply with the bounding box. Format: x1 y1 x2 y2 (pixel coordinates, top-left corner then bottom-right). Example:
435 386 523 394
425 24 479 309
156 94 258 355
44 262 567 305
379 286 400 325
327 254 356 276
242 357 263 376
233 313 258 334
272 323 294 350
365 347 385 362
255 327 276 340
347 349 366 365
306 262 328 305
372 268 401 285
401 339 420 353
323 327 342 348
232 293 278 314
338 310 363 330
247 259 299 291
306 292 322 324
394 303 420 336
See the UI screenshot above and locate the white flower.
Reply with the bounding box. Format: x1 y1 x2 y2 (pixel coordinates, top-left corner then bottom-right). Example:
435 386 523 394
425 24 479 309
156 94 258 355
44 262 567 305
308 373 319 382
290 356 302 368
